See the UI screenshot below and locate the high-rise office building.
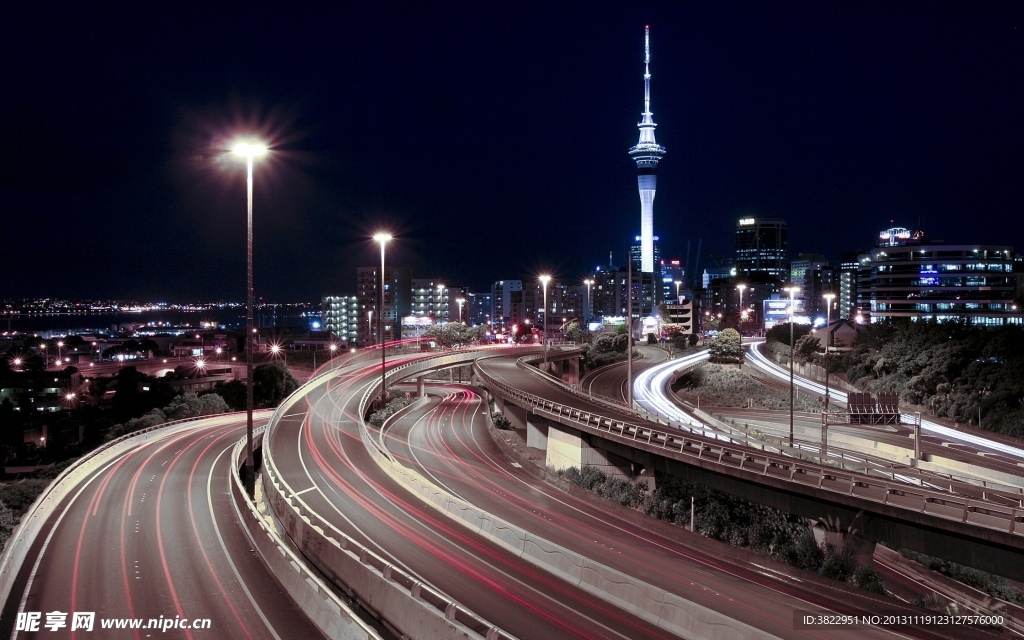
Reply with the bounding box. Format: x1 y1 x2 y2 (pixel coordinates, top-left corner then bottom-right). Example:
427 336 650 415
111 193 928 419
735 216 788 280
838 251 862 319
861 227 1020 325
628 27 666 274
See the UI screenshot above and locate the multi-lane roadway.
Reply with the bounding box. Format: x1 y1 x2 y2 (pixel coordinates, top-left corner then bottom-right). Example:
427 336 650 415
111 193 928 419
2 412 327 640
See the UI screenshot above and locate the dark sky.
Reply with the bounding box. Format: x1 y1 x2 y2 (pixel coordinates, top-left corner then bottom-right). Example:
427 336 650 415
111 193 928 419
3 3 1023 301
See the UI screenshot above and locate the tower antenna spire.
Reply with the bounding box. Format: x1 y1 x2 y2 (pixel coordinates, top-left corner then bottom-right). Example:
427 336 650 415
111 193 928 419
629 26 666 275
644 25 651 119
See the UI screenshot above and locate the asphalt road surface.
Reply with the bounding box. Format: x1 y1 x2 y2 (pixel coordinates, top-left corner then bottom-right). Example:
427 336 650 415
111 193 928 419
2 412 327 640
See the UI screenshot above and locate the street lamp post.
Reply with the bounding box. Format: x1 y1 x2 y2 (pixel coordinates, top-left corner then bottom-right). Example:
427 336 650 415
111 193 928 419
539 275 551 363
232 139 267 497
783 285 800 447
437 283 446 321
373 232 392 410
457 297 466 324
823 292 836 415
674 280 682 303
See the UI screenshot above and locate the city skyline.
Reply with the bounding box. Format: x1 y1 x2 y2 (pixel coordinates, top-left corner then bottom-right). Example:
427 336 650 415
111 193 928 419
3 4 1024 300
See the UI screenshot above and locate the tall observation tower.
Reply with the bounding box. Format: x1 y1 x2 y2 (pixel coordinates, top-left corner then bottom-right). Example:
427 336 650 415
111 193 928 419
628 26 666 274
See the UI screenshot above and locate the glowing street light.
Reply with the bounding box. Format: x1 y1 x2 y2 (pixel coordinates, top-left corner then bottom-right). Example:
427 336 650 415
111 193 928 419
232 137 268 496
674 280 682 303
539 275 552 363
783 285 800 447
457 297 466 324
373 232 393 409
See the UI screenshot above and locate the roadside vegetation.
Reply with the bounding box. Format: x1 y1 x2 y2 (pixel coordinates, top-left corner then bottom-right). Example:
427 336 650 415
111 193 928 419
769 320 1024 438
367 389 415 427
557 466 885 594
883 543 1024 607
675 362 821 411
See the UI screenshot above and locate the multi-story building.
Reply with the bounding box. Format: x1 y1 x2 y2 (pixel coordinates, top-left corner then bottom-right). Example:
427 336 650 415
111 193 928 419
790 254 830 293
410 279 449 322
662 301 695 334
630 235 662 280
490 280 524 329
591 266 628 320
735 216 788 280
860 227 1021 325
661 259 686 303
466 292 492 327
803 264 836 318
356 266 411 345
838 251 862 320
321 295 359 345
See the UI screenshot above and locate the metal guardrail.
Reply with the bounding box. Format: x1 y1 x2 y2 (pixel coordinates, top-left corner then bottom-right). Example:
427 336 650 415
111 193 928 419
476 366 1024 538
262 346 541 640
0 409 266 611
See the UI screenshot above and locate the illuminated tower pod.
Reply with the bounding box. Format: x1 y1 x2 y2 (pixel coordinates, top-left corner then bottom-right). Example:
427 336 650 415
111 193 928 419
628 26 666 274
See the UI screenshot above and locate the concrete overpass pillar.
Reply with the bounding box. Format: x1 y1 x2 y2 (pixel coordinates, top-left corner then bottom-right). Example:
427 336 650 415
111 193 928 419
545 424 630 479
563 356 580 386
416 375 426 398
526 414 549 450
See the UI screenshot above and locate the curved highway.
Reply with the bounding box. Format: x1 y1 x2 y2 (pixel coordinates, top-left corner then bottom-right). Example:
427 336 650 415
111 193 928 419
379 381 914 639
266 349 673 639
1 412 327 640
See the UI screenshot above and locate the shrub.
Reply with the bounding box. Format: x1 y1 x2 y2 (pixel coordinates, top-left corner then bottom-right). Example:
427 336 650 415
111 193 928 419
492 414 512 430
677 363 821 411
368 396 413 427
559 466 887 595
0 500 17 551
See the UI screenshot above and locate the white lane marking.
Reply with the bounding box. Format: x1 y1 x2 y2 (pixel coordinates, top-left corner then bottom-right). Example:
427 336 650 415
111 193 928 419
210 446 283 640
11 452 130 640
403 399 470 503
293 486 316 496
308 390 638 640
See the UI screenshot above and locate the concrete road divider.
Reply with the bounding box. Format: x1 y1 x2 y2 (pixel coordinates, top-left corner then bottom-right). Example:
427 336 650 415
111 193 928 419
229 429 381 640
367 399 778 640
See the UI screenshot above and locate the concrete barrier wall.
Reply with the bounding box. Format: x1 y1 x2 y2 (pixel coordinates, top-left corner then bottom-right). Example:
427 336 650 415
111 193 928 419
366 411 777 640
229 432 380 640
0 411 267 610
261 436 513 640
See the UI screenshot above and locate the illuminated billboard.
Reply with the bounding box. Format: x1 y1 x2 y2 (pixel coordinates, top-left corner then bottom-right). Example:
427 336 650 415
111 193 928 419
878 226 924 247
762 299 809 329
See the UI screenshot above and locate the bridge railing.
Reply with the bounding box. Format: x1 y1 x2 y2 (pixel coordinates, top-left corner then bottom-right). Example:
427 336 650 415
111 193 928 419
475 365 1024 539
0 409 268 612
261 345 541 640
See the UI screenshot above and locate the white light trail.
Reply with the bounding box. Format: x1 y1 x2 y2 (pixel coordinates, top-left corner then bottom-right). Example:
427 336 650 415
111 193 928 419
746 342 1024 462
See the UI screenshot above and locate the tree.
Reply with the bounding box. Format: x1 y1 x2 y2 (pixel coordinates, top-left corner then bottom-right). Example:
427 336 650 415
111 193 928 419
563 320 592 345
423 322 481 349
794 334 821 362
252 361 299 408
766 322 812 346
162 392 229 420
709 328 743 362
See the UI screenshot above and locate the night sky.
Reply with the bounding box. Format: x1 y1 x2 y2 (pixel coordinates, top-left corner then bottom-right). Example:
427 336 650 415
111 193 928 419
3 3 1023 301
